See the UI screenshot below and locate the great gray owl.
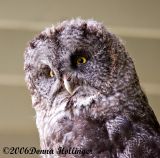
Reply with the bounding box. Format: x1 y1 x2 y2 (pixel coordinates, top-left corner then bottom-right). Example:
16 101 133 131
24 18 160 158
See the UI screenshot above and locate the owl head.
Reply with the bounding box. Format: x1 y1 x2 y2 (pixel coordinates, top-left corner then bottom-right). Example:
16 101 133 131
24 18 138 108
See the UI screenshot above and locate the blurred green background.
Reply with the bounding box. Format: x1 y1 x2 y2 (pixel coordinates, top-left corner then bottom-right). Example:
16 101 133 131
0 0 160 157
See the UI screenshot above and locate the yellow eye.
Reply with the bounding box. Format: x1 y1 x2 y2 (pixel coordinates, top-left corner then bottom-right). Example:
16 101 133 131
49 70 54 77
77 56 87 64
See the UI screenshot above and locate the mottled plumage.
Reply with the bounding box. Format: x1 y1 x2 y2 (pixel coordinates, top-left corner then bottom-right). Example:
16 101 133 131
24 18 160 158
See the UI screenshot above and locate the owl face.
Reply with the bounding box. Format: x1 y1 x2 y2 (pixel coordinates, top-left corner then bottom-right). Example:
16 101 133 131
25 20 115 104
24 19 132 109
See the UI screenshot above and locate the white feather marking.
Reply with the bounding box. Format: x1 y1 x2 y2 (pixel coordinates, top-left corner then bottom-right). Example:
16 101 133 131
31 95 36 105
75 95 96 108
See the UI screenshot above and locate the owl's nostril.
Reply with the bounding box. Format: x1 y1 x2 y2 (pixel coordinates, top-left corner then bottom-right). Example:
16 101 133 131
66 76 71 81
64 74 72 81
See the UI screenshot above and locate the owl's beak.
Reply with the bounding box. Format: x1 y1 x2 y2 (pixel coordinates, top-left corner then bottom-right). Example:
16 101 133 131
63 74 74 95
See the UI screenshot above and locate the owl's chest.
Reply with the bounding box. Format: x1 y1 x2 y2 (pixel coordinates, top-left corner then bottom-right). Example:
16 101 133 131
36 93 109 151
39 113 109 154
